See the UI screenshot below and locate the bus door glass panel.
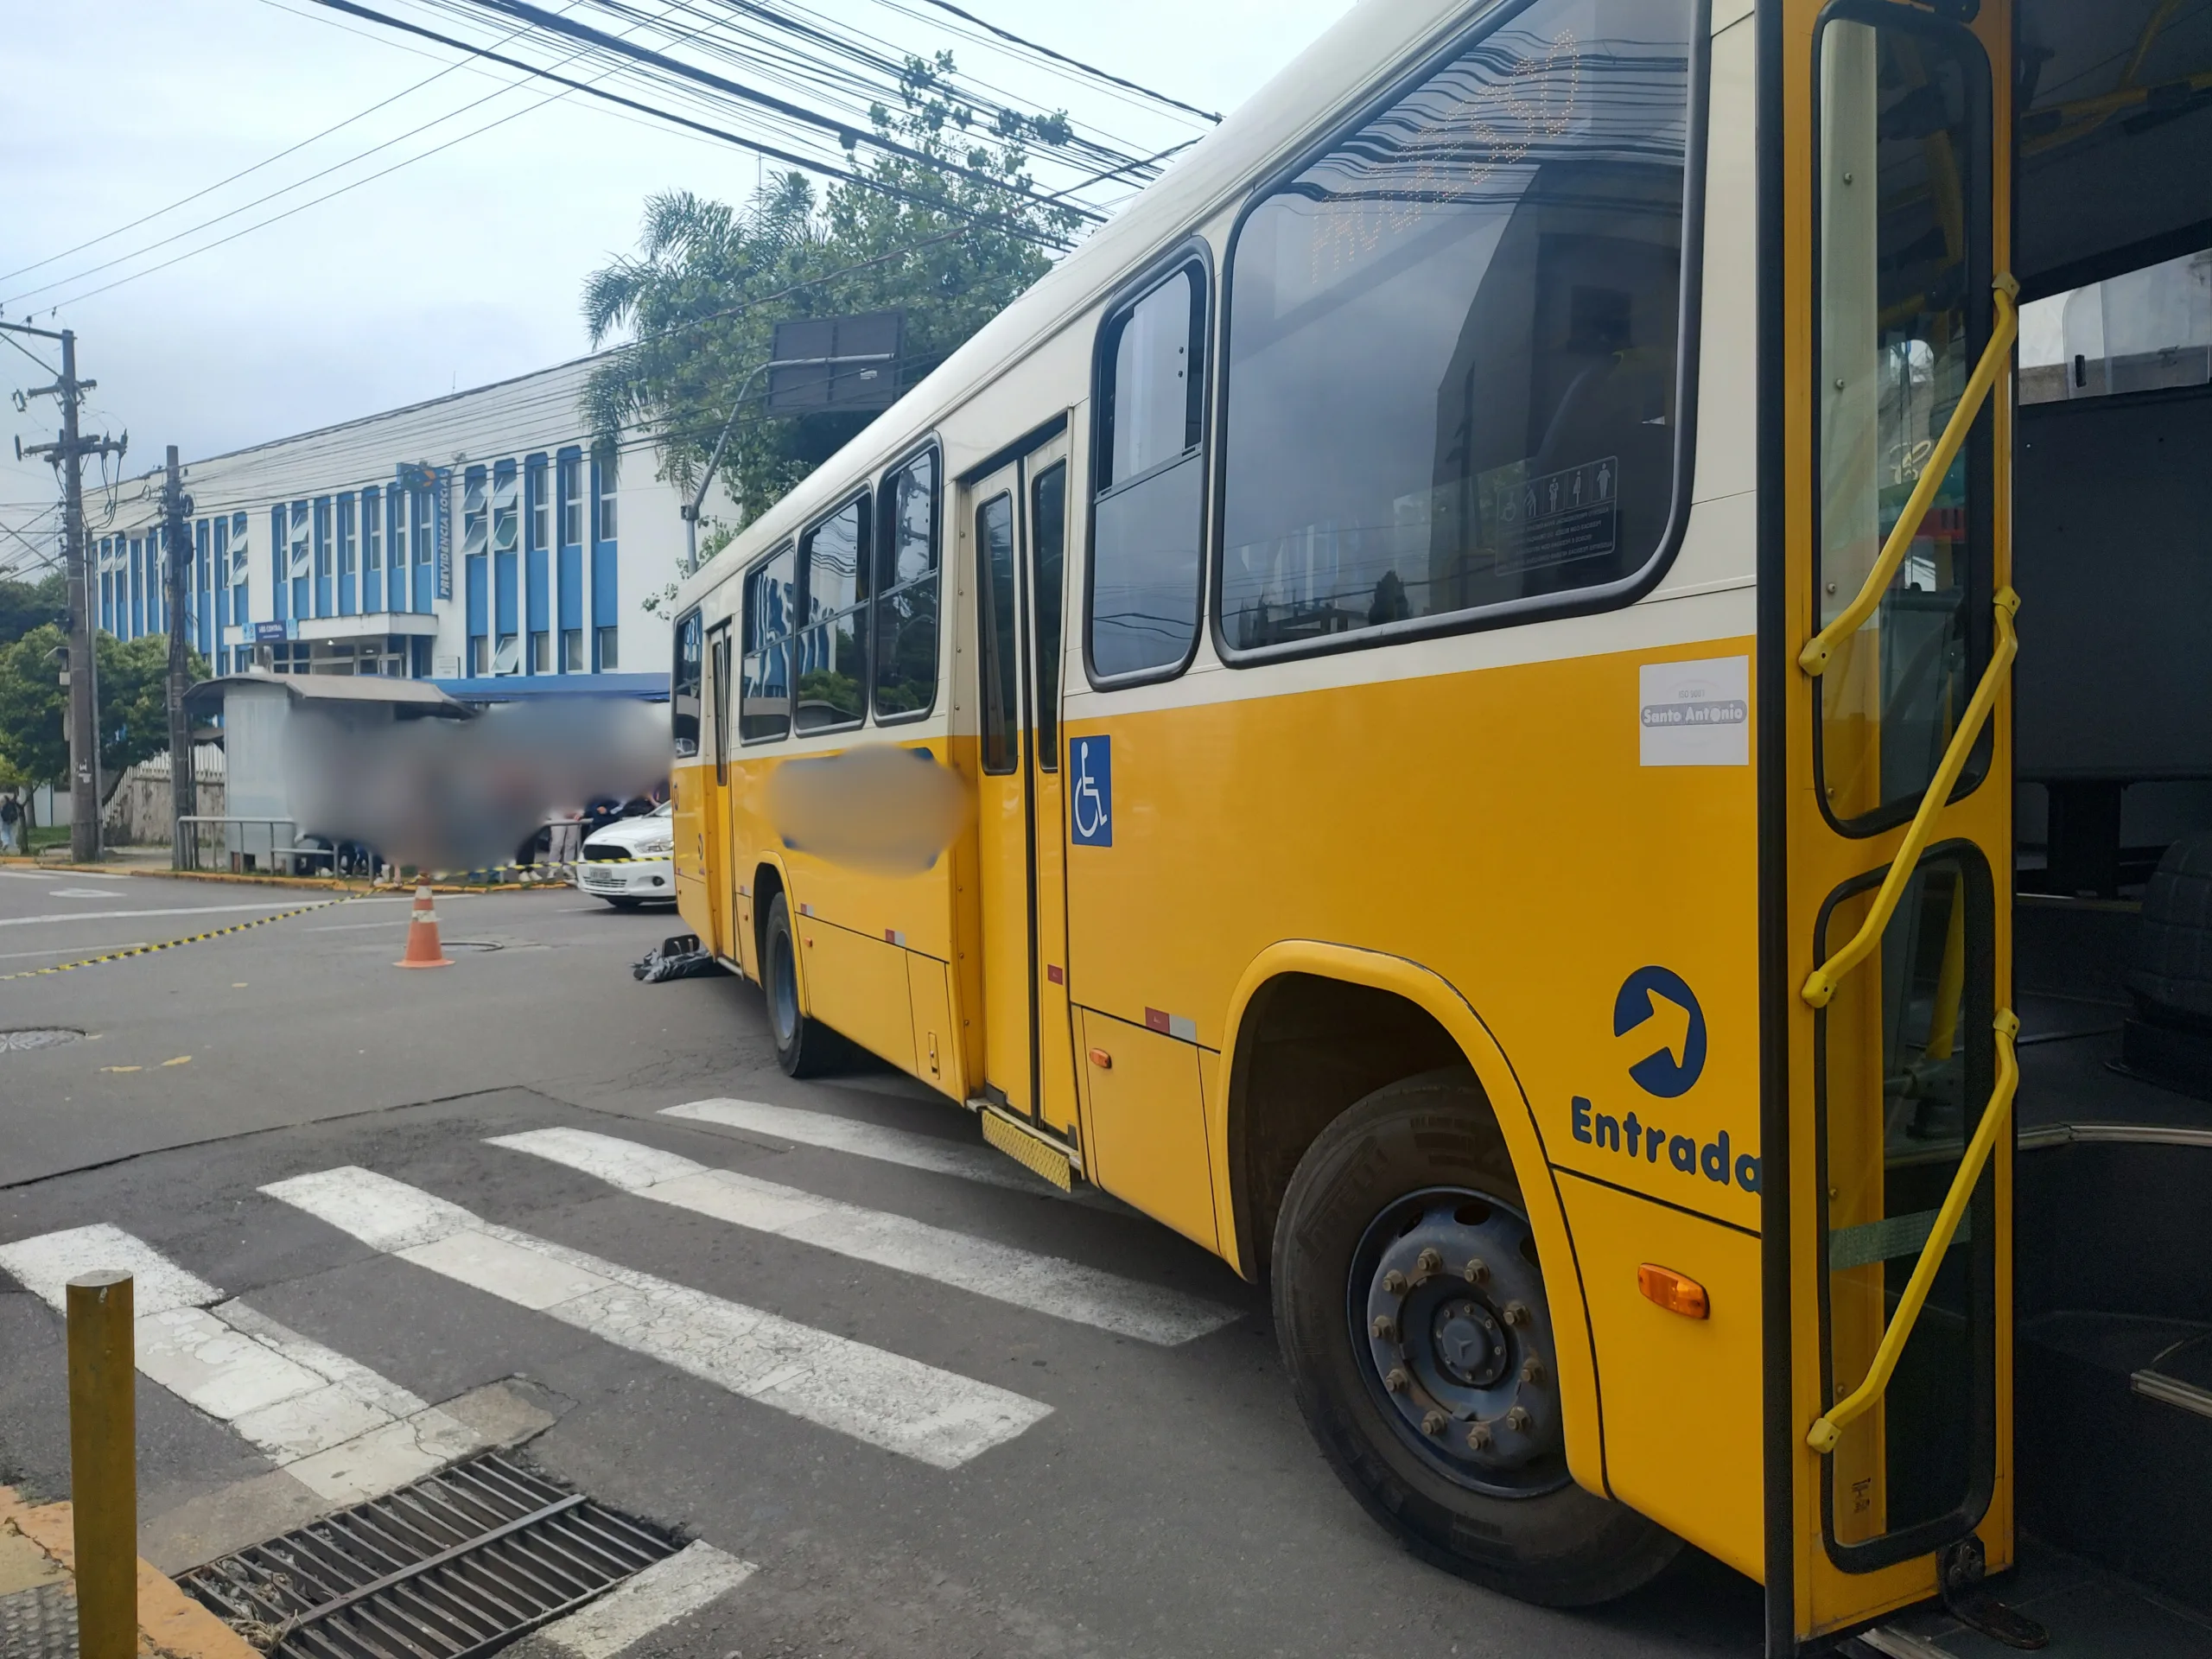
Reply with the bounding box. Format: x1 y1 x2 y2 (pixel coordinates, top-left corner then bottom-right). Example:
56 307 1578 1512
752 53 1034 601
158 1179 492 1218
1027 450 1077 1135
972 473 1034 1116
707 620 734 957
1815 5 1993 832
1815 847 1998 1568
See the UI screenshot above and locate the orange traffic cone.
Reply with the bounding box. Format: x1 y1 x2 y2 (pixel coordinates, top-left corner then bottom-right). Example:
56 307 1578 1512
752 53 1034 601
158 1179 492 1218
395 884 454 969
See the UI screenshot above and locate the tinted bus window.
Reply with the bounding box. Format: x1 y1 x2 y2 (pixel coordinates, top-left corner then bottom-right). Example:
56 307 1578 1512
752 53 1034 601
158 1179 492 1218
1031 461 1068 769
1090 264 1207 680
874 451 940 719
1218 0 1696 654
977 493 1020 774
741 543 796 742
796 496 868 734
671 609 703 757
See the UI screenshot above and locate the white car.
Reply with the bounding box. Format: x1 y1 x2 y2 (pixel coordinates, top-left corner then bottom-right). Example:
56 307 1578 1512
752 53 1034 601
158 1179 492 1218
575 802 677 909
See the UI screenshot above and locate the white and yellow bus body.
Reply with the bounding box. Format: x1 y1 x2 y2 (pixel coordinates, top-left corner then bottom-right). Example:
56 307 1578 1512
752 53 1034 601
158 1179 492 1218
670 0 2206 1649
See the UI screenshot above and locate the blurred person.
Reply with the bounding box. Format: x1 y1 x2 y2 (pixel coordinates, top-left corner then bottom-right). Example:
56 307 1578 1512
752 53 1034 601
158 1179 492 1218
0 790 21 855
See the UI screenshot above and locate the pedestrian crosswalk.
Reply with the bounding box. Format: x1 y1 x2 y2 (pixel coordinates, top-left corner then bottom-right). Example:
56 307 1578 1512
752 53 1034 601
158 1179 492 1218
0 1089 1251 1622
260 1163 1054 1469
0 1223 481 1503
488 1126 1236 1344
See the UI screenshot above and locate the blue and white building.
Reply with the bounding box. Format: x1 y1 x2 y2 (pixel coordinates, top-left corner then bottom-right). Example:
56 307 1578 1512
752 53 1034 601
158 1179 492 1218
94 356 682 693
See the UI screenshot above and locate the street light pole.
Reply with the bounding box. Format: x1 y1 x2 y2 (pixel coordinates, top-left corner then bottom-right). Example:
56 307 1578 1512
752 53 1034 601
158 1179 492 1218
679 352 893 574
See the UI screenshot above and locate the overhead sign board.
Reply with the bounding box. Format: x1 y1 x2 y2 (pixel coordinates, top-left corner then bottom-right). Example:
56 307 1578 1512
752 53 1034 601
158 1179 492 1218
767 312 904 416
252 620 289 643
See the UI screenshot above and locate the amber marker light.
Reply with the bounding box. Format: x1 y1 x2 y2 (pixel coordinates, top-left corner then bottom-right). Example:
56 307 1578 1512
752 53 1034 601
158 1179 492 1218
1637 1263 1709 1319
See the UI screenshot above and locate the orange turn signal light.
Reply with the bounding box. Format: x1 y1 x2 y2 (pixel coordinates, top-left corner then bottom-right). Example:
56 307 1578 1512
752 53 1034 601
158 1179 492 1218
1637 1263 1708 1319
1087 1047 1113 1070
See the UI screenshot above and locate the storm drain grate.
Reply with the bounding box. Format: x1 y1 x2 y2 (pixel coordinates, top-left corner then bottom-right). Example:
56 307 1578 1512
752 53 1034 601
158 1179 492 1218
179 1452 679 1659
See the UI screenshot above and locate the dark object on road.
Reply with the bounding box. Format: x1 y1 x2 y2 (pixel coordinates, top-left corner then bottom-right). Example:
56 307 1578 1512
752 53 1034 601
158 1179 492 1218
634 933 725 982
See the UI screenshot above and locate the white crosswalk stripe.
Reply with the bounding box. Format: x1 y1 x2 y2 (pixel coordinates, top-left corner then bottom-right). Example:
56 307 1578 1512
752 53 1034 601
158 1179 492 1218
662 1097 1113 1204
0 1223 480 1502
532 1541 754 1659
261 1166 1053 1469
488 1127 1238 1345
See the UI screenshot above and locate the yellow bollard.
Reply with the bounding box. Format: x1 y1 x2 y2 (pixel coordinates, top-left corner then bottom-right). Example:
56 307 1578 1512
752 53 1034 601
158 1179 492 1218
67 1269 137 1659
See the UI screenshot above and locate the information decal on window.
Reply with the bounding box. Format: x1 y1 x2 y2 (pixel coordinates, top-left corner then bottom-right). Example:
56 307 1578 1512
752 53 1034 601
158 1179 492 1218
1639 655 1749 766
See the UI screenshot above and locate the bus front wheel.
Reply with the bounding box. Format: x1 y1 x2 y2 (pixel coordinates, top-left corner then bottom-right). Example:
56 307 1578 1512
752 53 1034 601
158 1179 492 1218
1272 1068 1681 1606
762 892 846 1077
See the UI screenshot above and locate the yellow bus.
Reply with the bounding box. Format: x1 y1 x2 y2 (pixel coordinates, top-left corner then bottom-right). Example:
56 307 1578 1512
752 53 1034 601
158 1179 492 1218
670 1 2212 1649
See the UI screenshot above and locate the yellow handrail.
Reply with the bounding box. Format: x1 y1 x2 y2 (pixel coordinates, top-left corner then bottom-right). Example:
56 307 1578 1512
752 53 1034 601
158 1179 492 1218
1801 274 2019 677
1800 587 2017 1008
1807 1009 2018 1454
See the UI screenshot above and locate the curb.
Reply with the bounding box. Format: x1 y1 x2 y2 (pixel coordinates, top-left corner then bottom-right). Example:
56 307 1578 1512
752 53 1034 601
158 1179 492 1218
0 1487 259 1659
0 861 565 897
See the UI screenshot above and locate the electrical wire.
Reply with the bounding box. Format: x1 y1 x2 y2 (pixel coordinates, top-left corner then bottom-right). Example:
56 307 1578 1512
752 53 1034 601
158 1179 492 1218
899 0 1221 124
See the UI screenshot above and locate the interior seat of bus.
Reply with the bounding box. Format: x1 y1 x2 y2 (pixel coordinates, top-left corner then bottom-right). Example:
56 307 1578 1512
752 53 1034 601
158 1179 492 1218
1869 3 2212 1652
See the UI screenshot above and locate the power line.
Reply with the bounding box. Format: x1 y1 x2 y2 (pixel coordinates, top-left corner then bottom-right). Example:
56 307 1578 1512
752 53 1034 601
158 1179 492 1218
899 0 1221 124
0 3 560 289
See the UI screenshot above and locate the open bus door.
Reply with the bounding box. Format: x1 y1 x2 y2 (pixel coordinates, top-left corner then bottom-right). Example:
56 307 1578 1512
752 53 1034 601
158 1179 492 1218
1768 0 2026 1646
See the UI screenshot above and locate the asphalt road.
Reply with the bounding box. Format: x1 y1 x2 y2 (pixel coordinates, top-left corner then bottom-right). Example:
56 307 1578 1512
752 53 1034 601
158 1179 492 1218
0 868 1764 1658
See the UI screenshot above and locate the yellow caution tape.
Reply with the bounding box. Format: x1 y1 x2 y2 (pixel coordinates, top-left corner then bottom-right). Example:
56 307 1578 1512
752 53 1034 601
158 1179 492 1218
0 895 354 982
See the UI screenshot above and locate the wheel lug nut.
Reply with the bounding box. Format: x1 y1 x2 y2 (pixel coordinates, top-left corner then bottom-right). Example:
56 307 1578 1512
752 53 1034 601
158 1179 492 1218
1384 1367 1409 1393
1416 1247 1443 1275
1463 1257 1490 1285
1421 1409 1448 1436
1521 1357 1546 1385
1506 1406 1534 1433
1466 1421 1493 1450
1371 1314 1397 1341
1501 1300 1532 1327
1382 1269 1408 1294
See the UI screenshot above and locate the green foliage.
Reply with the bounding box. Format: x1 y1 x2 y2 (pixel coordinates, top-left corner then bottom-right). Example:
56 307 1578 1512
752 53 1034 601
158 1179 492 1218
0 571 67 646
0 623 207 791
582 54 1080 561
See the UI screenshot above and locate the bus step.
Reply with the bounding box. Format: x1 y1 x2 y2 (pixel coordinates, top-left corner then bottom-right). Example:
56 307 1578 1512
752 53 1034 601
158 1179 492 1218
978 1109 1076 1192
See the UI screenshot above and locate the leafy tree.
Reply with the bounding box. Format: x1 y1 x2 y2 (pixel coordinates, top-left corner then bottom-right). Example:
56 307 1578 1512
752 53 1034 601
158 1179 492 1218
582 52 1082 603
0 570 67 646
0 623 207 794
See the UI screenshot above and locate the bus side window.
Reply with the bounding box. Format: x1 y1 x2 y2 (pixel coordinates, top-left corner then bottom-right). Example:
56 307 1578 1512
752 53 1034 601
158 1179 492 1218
709 626 733 785
1089 260 1208 683
796 494 868 734
671 608 703 759
1216 0 1698 654
741 543 796 742
873 449 941 721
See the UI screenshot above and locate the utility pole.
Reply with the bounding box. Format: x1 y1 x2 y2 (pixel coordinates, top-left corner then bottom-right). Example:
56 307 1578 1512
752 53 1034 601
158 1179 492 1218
11 323 125 863
161 446 195 867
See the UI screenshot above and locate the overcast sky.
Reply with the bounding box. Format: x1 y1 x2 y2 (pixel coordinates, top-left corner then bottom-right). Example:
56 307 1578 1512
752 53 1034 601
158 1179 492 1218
0 0 1353 569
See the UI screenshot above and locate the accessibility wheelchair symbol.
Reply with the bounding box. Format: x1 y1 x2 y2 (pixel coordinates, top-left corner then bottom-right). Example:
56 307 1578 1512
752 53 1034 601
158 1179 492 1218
1071 736 1112 847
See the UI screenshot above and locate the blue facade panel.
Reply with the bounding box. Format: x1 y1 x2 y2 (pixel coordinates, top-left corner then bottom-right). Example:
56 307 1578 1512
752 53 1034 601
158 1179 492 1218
314 498 333 619
557 545 583 631
467 555 487 639
272 508 288 624
130 538 143 638
526 548 549 633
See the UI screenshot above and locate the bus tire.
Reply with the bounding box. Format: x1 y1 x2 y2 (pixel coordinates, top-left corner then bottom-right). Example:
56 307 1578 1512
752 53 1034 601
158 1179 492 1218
763 891 845 1077
1272 1067 1681 1606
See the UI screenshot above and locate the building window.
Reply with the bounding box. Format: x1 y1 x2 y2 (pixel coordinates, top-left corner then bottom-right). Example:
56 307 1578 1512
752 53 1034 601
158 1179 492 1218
495 633 520 675
316 499 334 580
594 463 617 542
527 460 549 551
463 468 487 558
1216 0 1696 658
595 625 619 672
530 631 550 673
289 503 311 582
492 466 519 556
563 628 584 672
364 488 382 571
337 496 356 582
795 494 868 732
1089 260 1207 681
469 635 489 676
872 448 939 719
559 453 582 545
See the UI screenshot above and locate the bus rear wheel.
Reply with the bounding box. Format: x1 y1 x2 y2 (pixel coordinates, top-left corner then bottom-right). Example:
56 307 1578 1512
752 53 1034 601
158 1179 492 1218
762 892 846 1077
1272 1068 1681 1606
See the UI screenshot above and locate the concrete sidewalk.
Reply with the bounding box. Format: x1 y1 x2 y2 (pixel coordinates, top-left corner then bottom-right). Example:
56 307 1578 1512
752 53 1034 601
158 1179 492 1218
0 1490 255 1659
